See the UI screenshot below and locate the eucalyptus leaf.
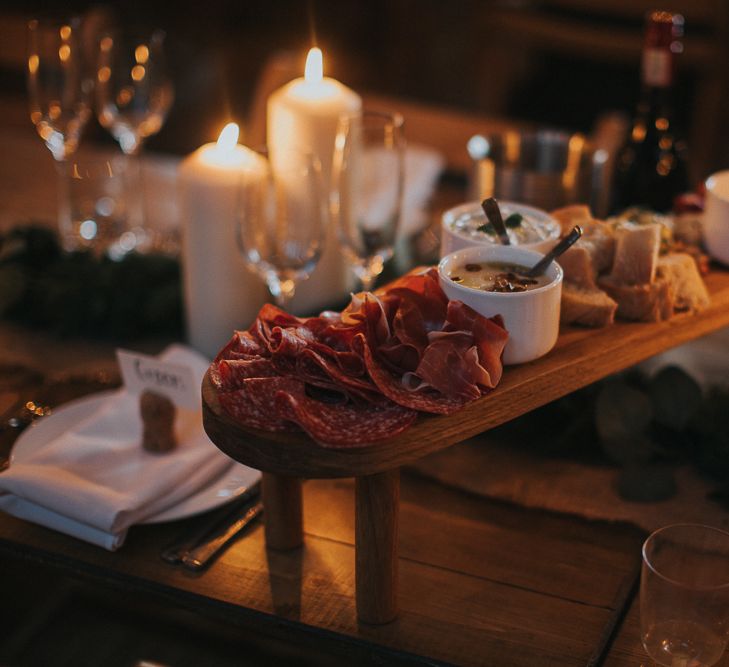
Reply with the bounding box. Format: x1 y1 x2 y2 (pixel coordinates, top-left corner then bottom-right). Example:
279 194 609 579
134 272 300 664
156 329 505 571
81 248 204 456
649 365 702 431
476 222 495 235
0 224 183 340
504 213 523 228
595 380 653 464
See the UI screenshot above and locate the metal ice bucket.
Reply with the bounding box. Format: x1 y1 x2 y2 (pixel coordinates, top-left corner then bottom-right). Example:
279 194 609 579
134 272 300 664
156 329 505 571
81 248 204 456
468 130 610 217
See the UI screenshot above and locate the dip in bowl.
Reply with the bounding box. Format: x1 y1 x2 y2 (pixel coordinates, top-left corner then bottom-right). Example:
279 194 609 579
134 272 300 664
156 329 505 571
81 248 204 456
440 200 561 258
439 245 563 365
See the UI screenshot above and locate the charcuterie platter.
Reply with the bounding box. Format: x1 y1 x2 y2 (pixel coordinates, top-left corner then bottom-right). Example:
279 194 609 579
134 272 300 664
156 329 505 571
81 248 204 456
202 264 729 624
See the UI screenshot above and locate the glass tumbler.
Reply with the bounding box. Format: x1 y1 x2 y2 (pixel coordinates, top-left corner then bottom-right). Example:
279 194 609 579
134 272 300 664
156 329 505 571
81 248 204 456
66 157 131 257
641 523 729 667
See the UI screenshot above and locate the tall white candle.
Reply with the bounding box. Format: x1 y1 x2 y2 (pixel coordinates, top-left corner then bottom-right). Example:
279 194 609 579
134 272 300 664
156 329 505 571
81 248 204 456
267 47 362 314
179 123 268 359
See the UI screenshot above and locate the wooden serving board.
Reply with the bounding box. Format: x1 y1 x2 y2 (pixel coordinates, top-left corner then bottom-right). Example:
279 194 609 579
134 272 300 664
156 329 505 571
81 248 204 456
202 267 729 479
201 265 729 625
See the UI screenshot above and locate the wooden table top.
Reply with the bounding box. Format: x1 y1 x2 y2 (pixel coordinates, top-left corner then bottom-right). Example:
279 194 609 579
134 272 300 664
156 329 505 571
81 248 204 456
2 93 729 665
1 304 728 665
0 467 646 666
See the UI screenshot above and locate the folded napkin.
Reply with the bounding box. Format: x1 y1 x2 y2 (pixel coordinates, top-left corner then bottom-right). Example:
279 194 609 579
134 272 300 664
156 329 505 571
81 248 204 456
0 345 233 550
361 144 445 240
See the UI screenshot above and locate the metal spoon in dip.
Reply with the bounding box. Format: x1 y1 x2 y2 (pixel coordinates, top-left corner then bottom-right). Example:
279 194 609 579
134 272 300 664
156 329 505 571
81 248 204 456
525 225 583 278
481 197 511 246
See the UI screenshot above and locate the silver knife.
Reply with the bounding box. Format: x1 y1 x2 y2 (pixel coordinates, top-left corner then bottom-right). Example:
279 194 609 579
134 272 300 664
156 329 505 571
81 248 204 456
160 481 260 564
181 500 264 570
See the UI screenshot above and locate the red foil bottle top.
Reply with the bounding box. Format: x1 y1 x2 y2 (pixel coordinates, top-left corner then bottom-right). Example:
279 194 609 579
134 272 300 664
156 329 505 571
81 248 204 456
642 10 684 87
645 10 684 50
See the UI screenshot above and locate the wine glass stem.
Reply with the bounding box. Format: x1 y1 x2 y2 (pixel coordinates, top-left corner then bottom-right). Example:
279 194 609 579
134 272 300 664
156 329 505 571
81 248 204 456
271 277 296 309
54 160 74 251
124 152 145 230
360 273 376 292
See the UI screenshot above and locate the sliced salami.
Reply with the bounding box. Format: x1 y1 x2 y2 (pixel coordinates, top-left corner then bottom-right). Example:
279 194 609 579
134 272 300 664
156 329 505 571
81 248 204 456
214 267 508 446
216 358 278 390
273 383 417 447
219 377 302 432
215 330 267 362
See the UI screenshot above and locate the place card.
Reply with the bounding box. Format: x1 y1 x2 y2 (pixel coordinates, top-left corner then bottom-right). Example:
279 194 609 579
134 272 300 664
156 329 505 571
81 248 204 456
116 349 199 409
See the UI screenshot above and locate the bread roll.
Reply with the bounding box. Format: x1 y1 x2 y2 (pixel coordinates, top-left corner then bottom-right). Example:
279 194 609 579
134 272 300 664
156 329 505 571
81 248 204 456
610 224 661 285
656 253 710 312
560 283 617 327
598 275 674 322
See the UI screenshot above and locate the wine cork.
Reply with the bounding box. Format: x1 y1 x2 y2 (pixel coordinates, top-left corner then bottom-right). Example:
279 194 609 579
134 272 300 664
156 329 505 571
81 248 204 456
139 389 177 453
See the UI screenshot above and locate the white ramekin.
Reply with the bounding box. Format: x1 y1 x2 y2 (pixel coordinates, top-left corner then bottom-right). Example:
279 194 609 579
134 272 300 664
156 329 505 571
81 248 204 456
438 245 563 365
440 200 561 258
704 170 729 266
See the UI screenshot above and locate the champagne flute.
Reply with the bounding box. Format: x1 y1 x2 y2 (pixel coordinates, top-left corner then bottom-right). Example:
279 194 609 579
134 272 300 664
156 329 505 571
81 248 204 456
641 524 729 667
237 151 325 309
27 17 94 248
96 28 173 245
332 110 405 292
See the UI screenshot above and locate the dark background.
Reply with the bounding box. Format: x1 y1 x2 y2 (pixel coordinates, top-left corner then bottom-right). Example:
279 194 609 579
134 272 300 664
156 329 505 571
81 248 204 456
2 0 728 181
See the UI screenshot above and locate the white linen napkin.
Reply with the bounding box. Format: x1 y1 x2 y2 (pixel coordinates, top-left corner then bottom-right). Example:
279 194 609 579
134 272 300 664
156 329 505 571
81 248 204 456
0 345 233 550
361 144 445 240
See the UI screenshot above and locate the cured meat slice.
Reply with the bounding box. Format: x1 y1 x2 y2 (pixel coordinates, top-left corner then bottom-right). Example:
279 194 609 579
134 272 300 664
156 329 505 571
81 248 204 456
216 358 278 390
273 383 417 447
268 326 315 357
214 267 509 445
387 273 448 334
415 331 492 401
296 348 385 405
355 334 468 415
342 293 391 346
376 339 421 375
219 377 302 432
443 302 508 388
215 330 267 362
250 304 304 346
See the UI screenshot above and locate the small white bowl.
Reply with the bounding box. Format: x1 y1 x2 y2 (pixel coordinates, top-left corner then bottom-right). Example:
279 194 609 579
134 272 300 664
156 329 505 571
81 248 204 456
440 200 561 258
438 245 563 365
704 170 729 266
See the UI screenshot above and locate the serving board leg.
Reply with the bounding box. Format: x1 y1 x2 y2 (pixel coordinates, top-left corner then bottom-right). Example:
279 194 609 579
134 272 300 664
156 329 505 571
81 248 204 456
355 468 400 624
262 472 303 551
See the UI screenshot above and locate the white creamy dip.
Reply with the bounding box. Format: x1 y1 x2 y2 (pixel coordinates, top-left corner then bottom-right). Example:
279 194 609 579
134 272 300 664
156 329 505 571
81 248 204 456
440 201 561 257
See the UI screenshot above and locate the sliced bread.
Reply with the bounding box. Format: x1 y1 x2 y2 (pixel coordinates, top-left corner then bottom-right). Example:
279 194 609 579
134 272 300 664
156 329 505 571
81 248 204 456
598 275 674 322
560 283 618 327
558 244 597 289
656 253 710 312
609 223 661 285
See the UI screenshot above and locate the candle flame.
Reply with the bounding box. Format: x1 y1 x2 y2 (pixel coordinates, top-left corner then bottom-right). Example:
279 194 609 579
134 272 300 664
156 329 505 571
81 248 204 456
217 122 239 151
304 47 323 84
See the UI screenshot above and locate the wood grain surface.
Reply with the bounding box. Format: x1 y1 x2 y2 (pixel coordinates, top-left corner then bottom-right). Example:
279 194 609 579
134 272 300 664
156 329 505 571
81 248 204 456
0 473 647 666
202 268 729 478
355 470 400 624
261 473 303 551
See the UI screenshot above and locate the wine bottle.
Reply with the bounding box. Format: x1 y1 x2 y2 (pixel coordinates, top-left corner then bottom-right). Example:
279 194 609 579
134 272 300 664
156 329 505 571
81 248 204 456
611 10 689 213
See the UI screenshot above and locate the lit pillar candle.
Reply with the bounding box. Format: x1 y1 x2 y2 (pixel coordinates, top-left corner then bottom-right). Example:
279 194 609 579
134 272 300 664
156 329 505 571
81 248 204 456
179 123 268 359
267 47 362 314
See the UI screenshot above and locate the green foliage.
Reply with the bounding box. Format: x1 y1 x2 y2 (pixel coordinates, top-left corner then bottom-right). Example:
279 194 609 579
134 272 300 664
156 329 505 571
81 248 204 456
0 224 183 341
476 213 524 236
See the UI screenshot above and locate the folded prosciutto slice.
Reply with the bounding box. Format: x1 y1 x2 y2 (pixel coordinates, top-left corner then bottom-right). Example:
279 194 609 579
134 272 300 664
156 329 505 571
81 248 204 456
211 268 508 446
